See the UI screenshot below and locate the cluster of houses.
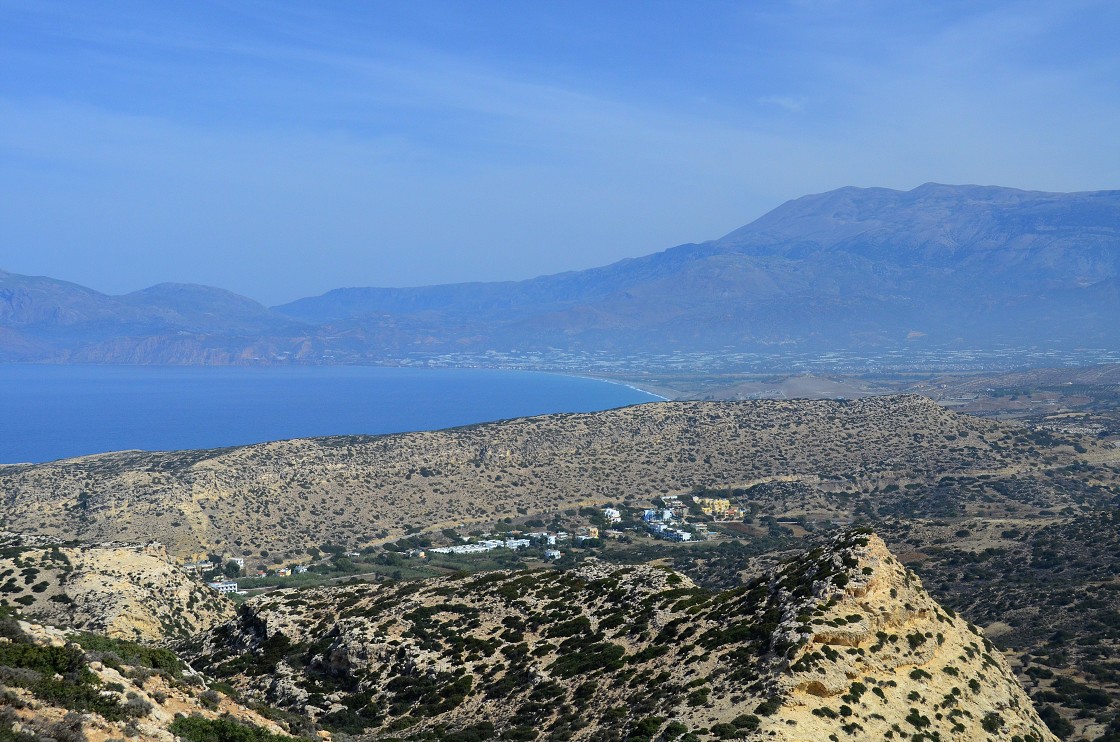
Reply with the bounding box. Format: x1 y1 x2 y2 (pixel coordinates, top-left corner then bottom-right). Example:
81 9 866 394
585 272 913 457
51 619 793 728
180 559 223 575
269 564 309 578
429 537 532 555
428 500 719 557
426 527 608 561
189 552 321 595
642 496 702 542
196 499 741 596
421 521 629 561
181 556 247 575
204 561 312 594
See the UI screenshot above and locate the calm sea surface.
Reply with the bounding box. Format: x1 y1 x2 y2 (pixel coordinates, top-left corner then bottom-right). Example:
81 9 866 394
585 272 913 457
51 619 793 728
0 365 661 464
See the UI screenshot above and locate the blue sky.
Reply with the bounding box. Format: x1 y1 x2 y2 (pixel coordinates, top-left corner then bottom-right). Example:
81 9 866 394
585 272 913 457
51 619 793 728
1 0 1117 305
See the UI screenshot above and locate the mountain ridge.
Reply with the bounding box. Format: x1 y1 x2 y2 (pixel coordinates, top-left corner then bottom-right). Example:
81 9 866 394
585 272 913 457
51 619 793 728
3 182 1119 366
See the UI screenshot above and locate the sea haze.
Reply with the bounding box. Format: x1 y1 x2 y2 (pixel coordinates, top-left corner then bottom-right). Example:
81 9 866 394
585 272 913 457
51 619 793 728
0 365 660 464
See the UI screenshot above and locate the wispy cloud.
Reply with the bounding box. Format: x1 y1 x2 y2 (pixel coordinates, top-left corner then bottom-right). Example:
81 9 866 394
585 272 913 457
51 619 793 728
757 95 808 113
1 1 1117 302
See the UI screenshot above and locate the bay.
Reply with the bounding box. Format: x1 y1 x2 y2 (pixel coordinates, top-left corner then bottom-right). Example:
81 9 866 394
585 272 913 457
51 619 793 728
0 365 661 464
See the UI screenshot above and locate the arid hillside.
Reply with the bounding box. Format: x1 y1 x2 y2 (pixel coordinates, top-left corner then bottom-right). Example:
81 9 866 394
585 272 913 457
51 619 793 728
0 533 233 641
0 609 297 742
0 396 1111 563
179 530 1055 741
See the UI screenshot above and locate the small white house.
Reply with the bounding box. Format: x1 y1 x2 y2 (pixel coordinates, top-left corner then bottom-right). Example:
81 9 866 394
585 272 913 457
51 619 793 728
544 549 562 560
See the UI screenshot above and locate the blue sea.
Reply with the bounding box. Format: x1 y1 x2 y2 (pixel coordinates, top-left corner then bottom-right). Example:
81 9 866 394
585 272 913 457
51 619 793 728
0 365 662 464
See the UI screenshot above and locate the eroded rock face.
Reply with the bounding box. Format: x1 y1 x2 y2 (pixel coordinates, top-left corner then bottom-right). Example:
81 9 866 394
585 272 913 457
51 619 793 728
761 533 1054 740
181 531 1055 741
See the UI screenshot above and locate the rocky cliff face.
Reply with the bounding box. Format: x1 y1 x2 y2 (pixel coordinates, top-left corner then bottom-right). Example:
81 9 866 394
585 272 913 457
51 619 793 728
180 531 1055 741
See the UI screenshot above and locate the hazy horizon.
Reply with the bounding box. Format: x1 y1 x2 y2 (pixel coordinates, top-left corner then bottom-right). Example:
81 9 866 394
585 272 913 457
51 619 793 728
2 1 1118 305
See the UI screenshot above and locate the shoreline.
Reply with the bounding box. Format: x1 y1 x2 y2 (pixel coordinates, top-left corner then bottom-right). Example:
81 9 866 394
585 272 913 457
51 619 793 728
562 372 675 402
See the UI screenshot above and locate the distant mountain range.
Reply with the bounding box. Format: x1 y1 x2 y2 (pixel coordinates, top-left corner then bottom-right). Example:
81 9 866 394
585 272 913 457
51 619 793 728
3 183 1118 366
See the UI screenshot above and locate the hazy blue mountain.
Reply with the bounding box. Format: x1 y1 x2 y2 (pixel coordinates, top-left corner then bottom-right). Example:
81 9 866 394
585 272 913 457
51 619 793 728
274 183 1120 353
3 183 1118 365
118 283 292 334
0 270 304 363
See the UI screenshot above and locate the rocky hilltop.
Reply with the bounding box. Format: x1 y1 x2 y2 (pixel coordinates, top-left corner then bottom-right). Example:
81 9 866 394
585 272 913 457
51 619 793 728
0 533 233 642
0 396 1104 561
180 530 1055 741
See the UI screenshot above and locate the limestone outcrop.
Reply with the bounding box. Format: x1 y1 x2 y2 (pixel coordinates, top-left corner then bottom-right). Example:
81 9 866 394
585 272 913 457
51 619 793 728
0 533 233 642
181 530 1055 740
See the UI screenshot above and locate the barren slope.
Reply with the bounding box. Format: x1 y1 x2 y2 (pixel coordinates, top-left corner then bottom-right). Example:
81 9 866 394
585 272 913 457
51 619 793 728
0 396 1106 562
0 533 233 641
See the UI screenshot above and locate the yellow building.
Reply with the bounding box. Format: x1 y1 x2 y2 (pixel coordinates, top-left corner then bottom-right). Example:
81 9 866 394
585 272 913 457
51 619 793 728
695 497 732 515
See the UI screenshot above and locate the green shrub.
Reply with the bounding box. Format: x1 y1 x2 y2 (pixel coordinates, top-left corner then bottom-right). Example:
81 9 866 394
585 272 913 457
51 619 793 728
981 712 1003 733
169 715 297 742
664 721 689 739
74 633 183 677
549 642 624 677
709 723 741 739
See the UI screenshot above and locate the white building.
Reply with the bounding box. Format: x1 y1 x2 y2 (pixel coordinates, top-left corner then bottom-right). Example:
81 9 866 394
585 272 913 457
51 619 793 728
207 580 239 594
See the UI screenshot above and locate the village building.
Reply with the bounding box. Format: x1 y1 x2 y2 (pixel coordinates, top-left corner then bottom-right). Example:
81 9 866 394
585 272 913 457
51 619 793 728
207 580 239 594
